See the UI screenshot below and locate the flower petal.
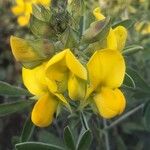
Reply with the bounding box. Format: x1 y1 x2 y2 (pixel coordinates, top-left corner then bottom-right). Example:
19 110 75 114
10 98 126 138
45 49 87 93
17 15 30 26
66 50 87 80
93 7 105 21
94 87 126 119
87 49 125 92
11 5 24 15
113 26 127 51
107 29 117 50
68 73 86 101
16 0 24 5
37 0 51 6
31 93 58 127
22 63 47 96
107 26 127 51
87 51 103 92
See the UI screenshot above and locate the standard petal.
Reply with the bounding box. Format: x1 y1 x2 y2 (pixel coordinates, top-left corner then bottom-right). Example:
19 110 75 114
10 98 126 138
94 87 126 119
107 26 127 51
45 50 67 68
93 7 105 21
101 49 126 88
66 50 87 80
107 29 117 50
87 51 103 93
22 63 47 96
31 93 58 127
45 50 68 93
87 49 125 91
113 26 127 51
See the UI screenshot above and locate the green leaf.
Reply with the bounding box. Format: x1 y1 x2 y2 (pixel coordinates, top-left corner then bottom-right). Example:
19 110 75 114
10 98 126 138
144 102 150 130
21 116 35 142
115 135 127 150
0 81 30 97
122 122 146 134
123 45 144 55
76 130 92 150
123 68 150 93
29 15 55 38
81 17 111 44
112 19 135 29
60 27 79 49
0 100 34 117
68 0 85 24
32 4 51 22
15 142 64 150
123 72 136 88
64 126 75 150
80 112 89 130
38 130 64 147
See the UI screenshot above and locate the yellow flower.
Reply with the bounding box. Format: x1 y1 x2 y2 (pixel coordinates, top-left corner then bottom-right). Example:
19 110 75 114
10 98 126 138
93 7 105 21
11 0 51 26
135 21 150 35
86 49 126 119
45 49 87 101
93 7 128 51
36 0 51 6
107 26 127 51
22 62 68 127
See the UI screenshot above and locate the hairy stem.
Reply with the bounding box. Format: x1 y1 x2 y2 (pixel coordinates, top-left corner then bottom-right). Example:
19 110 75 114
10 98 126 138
103 119 110 150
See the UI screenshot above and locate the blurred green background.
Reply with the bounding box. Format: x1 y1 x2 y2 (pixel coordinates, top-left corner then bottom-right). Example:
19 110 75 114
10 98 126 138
1 0 150 150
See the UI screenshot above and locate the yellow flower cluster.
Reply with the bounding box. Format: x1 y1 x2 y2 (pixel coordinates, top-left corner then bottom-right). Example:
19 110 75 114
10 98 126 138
10 7 127 127
135 21 150 35
11 0 51 26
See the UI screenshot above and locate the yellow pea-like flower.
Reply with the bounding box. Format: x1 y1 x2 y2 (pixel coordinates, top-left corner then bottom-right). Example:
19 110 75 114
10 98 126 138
86 48 126 119
135 21 150 35
11 0 51 26
93 7 128 51
93 7 105 21
22 62 69 127
45 49 87 100
107 26 128 51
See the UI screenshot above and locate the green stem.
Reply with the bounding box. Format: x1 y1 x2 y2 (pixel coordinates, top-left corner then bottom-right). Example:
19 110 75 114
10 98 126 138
103 119 110 150
104 103 145 130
